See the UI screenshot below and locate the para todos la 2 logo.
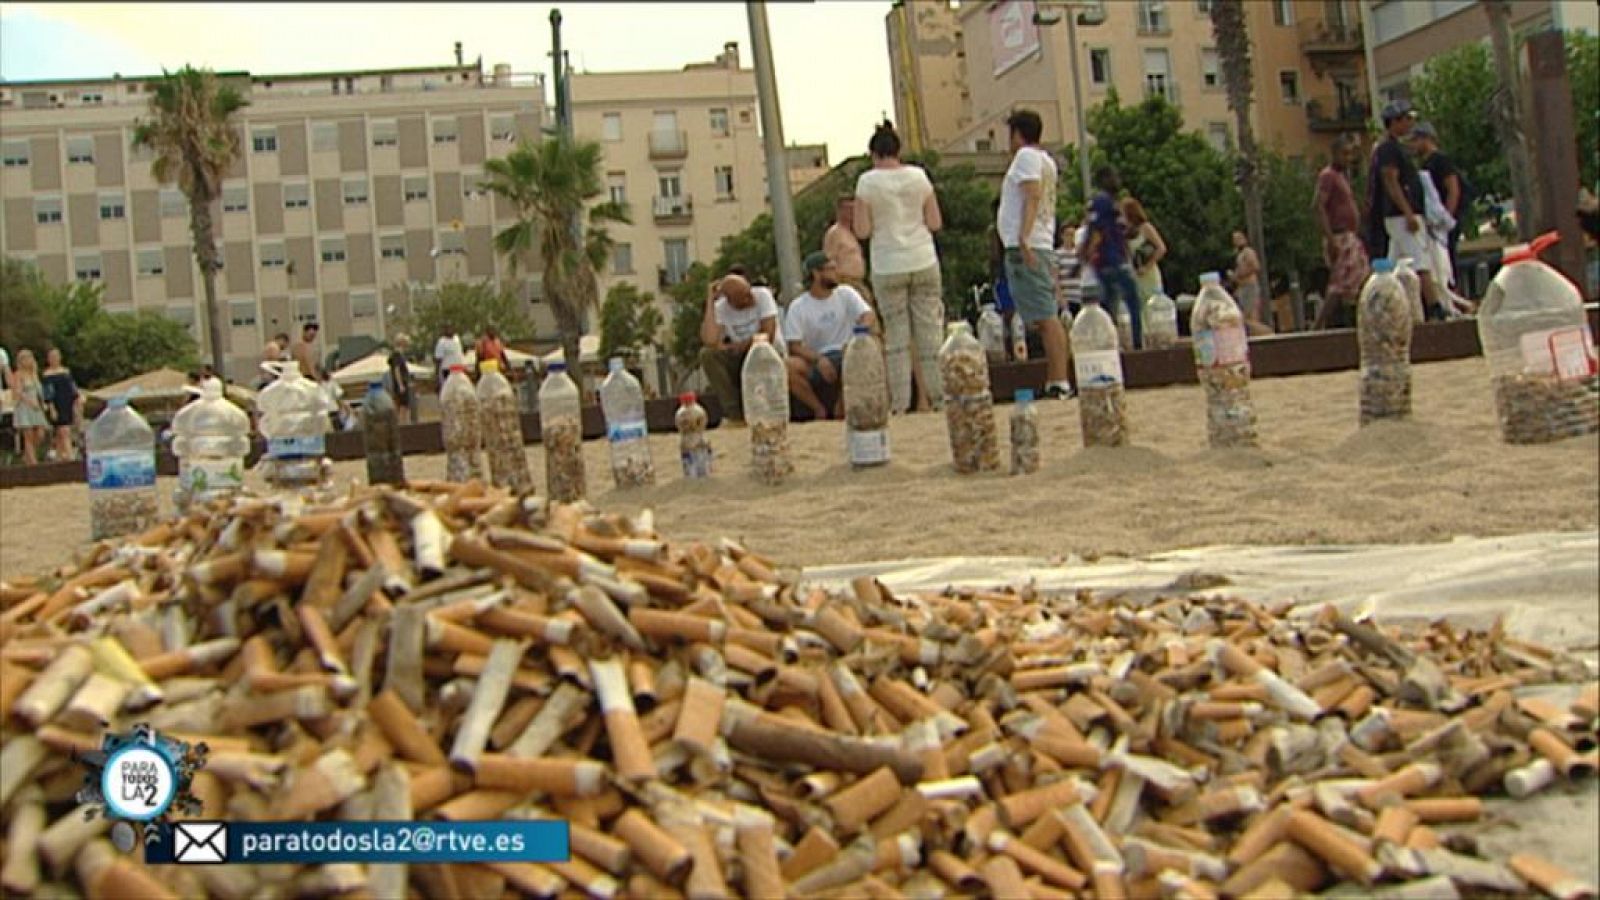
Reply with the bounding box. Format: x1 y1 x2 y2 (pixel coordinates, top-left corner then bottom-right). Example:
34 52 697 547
76 725 207 851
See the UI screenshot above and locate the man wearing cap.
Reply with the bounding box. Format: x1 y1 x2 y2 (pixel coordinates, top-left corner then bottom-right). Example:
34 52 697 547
1410 121 1463 284
784 252 875 421
699 270 781 425
1369 100 1442 318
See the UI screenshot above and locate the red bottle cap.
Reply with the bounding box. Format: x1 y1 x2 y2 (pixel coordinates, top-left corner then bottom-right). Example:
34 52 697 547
1501 231 1561 265
678 392 697 405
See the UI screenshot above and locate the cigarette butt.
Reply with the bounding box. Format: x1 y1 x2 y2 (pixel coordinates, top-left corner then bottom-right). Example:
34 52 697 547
983 856 1031 899
997 777 1087 829
1221 841 1326 898
277 749 365 820
1358 762 1441 808
591 657 655 783
1 789 45 894
811 602 864 653
1573 683 1599 722
1157 869 1218 900
60 672 131 731
485 862 566 899
736 819 784 899
673 677 726 756
629 608 726 646
1405 826 1442 850
1229 805 1293 867
1093 862 1131 900
0 659 36 716
674 817 729 900
1336 684 1377 720
988 830 1086 890
38 803 110 877
1531 728 1598 778
869 789 929 841
296 604 346 673
474 754 606 796
1033 732 1102 769
817 669 859 735
408 765 467 814
0 736 48 812
872 831 922 873
77 839 178 900
447 639 525 773
547 855 621 900
138 638 239 681
507 683 590 760
1018 807 1067 851
782 826 842 882
1372 805 1418 846
1285 810 1382 885
1509 853 1596 900
628 658 659 711
1506 758 1560 798
368 689 448 766
13 643 94 726
826 766 904 834
491 695 545 750
1404 796 1482 823
434 788 522 821
1057 803 1122 873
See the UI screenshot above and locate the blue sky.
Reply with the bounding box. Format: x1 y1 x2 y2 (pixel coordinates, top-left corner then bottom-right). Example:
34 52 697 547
0 2 900 165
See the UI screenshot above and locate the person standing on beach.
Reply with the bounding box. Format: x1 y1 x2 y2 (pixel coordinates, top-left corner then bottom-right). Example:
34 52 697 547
290 321 321 379
1081 166 1143 350
1000 110 1072 399
434 327 464 385
1229 231 1273 335
1312 135 1369 330
40 347 82 462
1369 101 1443 319
11 349 47 465
824 195 870 302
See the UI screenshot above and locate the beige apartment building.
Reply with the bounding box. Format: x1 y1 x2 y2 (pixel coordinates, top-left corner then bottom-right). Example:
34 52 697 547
887 0 974 153
1368 0 1598 100
0 62 548 382
786 143 833 194
570 43 768 305
929 0 1369 165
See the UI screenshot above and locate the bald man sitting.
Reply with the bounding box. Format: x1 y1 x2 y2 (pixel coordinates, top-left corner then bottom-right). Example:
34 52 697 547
699 269 782 425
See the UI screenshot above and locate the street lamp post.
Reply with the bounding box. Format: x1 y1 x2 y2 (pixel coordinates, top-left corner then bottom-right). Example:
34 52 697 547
1034 3 1097 201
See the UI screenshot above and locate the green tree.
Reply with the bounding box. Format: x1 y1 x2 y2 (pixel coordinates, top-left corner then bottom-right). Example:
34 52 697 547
483 138 628 371
1569 31 1598 189
391 280 533 358
1410 43 1506 206
40 277 105 365
598 282 665 360
74 310 198 388
0 258 59 357
1258 152 1323 297
666 263 714 385
1212 0 1270 309
131 66 247 377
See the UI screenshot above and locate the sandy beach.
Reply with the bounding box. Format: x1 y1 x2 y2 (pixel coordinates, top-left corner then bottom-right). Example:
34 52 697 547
2 356 1595 579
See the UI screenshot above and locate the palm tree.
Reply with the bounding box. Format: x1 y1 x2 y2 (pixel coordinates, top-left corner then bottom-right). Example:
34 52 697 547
131 67 247 378
1211 0 1269 300
483 138 628 373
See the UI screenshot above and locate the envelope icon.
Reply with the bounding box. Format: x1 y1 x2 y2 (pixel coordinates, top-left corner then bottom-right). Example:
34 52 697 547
174 822 227 864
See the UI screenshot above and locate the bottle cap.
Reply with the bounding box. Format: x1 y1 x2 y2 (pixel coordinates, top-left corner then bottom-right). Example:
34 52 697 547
678 392 697 405
369 378 385 390
982 303 996 312
481 359 499 373
1199 272 1222 285
608 357 625 372
1015 389 1035 403
1501 231 1560 265
549 361 567 372
752 334 769 345
853 324 870 336
1371 258 1395 273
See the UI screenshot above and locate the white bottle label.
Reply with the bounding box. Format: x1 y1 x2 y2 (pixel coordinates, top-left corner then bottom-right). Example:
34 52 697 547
1074 350 1124 389
848 429 890 466
1521 327 1598 381
607 418 648 444
87 450 156 491
1194 326 1248 368
681 446 713 479
268 434 325 459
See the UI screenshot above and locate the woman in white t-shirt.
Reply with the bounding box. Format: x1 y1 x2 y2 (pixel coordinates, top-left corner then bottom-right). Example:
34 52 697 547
853 121 946 414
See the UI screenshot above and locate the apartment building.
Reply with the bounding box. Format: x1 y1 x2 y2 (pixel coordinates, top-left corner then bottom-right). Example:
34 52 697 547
786 143 833 193
927 0 1368 165
0 62 547 382
887 0 974 152
1368 0 1598 100
570 43 768 306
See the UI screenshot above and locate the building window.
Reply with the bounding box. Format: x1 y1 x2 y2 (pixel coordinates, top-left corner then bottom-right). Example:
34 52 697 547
1272 0 1294 26
607 172 627 206
312 122 339 153
403 175 430 203
1137 0 1169 34
137 248 165 277
612 243 633 275
160 188 187 218
34 196 63 224
662 239 690 285
1089 49 1112 87
168 305 196 331
343 178 370 205
657 171 682 199
1143 48 1175 103
1279 70 1301 104
222 184 250 213
230 300 258 328
284 182 311 209
320 236 347 263
380 233 407 260
252 127 278 153
81 92 104 105
295 296 318 324
1207 123 1231 152
99 193 126 220
709 107 730 136
462 171 485 198
1202 49 1221 89
74 252 103 281
371 120 398 147
739 108 753 124
602 113 623 142
490 115 515 142
2 140 30 167
432 118 458 144
1196 0 1214 11
380 75 394 93
67 136 95 164
714 165 734 199
351 291 378 321
260 241 287 268
439 230 466 255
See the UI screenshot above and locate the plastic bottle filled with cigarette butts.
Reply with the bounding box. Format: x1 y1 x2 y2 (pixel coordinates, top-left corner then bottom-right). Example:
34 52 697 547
1010 388 1040 475
176 378 250 508
977 302 1006 365
1071 301 1129 448
1478 231 1599 444
741 334 793 485
1357 259 1414 425
1144 291 1179 350
1114 301 1134 353
842 325 890 468
676 392 712 479
1191 272 1258 449
86 395 159 541
539 361 587 502
1395 257 1425 324
939 321 1000 473
169 385 203 514
256 361 333 491
361 379 405 486
440 364 484 484
600 357 656 489
478 360 531 493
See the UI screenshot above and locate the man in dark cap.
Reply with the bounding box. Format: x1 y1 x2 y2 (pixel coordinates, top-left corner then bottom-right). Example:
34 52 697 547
784 251 875 421
1410 121 1465 285
1368 100 1441 317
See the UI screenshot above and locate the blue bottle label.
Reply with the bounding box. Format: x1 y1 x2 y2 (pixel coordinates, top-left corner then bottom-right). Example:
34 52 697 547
87 450 156 490
607 419 648 444
681 447 713 479
268 435 325 459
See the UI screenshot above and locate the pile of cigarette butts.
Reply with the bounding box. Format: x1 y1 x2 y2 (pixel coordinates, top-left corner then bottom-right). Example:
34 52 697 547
1 480 1597 900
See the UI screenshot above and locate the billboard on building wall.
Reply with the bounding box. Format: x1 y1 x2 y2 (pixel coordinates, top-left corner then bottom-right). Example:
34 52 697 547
989 0 1041 77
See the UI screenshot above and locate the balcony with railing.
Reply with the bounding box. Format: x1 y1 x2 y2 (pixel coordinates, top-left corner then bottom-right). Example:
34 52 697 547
1306 98 1369 132
648 129 689 160
652 194 693 222
1143 79 1180 107
1299 18 1363 56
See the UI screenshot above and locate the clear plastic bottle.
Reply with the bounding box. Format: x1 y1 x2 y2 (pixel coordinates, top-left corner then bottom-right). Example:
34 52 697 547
440 364 484 483
842 326 891 468
1144 292 1180 350
1071 301 1129 447
676 392 712 479
1477 232 1599 444
86 397 159 540
600 357 656 489
741 334 793 485
540 361 587 501
1191 272 1258 448
1114 302 1134 353
1357 259 1414 425
257 362 333 490
478 360 531 492
362 379 406 485
939 322 1000 473
977 303 1006 365
1395 257 1425 324
1010 388 1040 475
169 388 202 514
178 378 250 508
1011 316 1029 362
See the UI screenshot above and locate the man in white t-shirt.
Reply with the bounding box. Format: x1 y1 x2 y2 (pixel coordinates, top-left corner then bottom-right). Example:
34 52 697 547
433 328 465 383
997 109 1073 399
699 269 780 423
785 252 875 421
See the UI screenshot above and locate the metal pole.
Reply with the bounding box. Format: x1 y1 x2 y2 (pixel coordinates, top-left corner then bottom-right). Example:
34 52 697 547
1357 0 1381 127
549 10 566 140
747 1 803 302
1065 10 1092 201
